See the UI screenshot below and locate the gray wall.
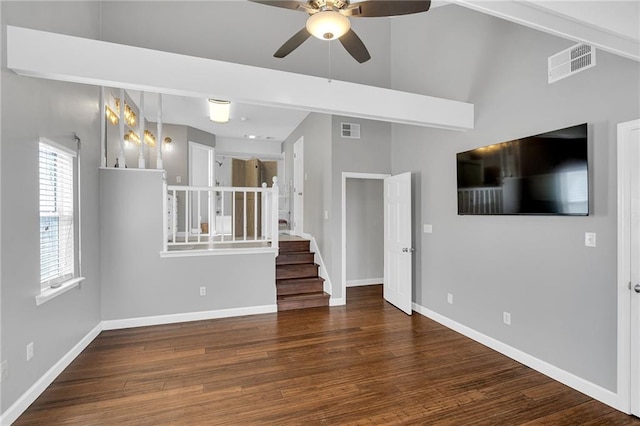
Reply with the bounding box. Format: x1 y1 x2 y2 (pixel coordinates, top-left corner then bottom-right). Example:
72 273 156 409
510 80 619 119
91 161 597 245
346 179 383 283
100 169 276 320
1 1 102 411
329 116 391 300
283 114 391 299
390 4 640 392
282 112 332 248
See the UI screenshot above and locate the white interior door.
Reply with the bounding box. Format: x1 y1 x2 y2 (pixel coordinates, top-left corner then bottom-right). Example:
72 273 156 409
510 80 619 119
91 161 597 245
630 123 640 417
189 142 215 233
293 138 304 235
384 172 413 315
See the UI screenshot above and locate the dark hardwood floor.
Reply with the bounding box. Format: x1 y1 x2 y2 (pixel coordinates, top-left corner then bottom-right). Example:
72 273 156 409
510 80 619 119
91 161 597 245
15 285 640 425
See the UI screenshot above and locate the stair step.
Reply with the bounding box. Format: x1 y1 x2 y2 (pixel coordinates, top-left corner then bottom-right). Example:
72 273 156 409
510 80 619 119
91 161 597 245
276 277 325 296
276 252 315 265
277 292 330 311
279 239 310 253
276 263 319 280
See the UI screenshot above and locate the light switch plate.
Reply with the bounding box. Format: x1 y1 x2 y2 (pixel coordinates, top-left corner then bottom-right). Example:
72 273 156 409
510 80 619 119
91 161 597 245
424 224 433 234
585 232 596 247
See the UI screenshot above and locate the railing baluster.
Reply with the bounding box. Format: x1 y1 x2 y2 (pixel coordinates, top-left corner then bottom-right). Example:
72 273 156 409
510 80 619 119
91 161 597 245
164 182 279 251
184 190 189 243
220 188 225 242
232 190 236 242
254 189 258 241
172 189 177 244
243 191 247 241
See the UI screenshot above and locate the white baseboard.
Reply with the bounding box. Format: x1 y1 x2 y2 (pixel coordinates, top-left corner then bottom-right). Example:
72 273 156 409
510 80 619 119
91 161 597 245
0 323 102 426
330 297 346 306
412 302 622 411
347 278 383 287
102 304 278 330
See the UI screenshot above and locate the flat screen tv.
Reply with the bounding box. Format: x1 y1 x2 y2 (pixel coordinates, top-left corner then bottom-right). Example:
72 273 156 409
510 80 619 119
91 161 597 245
456 123 588 216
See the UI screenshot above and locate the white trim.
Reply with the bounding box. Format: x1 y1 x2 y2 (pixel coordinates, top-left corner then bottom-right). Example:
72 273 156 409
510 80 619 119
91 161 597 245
298 232 333 296
39 136 77 157
102 305 277 330
617 119 640 415
0 323 102 426
98 167 165 173
160 247 277 258
412 302 621 411
341 172 390 305
329 297 346 307
347 278 383 287
7 26 474 131
35 277 85 306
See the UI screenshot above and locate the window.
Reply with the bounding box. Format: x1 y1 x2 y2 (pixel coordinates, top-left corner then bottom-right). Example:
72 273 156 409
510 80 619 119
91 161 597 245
39 139 76 290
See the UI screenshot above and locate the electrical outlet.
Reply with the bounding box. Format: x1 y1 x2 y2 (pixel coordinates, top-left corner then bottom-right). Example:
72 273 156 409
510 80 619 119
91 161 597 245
26 342 34 361
0 360 8 382
176 176 182 183
447 293 453 304
503 312 511 325
199 286 206 296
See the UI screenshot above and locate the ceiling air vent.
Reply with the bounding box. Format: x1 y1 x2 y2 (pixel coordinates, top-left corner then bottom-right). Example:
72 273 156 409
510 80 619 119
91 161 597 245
548 43 596 84
341 122 361 139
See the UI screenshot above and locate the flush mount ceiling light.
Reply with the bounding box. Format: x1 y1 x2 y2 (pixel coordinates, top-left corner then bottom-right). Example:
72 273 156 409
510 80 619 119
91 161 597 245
250 0 431 63
209 99 231 124
306 10 350 40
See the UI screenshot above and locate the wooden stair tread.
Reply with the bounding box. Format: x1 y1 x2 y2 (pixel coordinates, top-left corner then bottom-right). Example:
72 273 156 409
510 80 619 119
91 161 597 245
275 238 326 311
277 292 329 301
276 277 325 285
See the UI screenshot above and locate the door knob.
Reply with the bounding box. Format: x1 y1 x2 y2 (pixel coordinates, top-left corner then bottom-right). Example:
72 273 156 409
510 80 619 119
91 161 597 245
635 283 640 293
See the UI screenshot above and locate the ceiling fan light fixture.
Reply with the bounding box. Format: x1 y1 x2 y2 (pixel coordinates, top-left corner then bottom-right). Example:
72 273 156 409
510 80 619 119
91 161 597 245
209 99 231 123
306 10 350 40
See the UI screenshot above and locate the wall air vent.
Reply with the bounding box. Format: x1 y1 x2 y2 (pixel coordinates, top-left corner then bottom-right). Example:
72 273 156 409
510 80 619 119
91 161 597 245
548 43 596 84
341 122 361 139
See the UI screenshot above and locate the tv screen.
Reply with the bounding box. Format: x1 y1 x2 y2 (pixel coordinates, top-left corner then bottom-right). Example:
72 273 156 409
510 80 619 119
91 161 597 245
456 123 588 215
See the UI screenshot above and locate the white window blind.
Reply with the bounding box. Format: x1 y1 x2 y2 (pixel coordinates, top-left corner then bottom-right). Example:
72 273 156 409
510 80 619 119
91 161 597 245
39 140 76 290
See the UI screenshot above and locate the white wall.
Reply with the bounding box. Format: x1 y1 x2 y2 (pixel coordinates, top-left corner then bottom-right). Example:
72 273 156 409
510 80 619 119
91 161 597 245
390 4 640 392
1 1 102 412
346 179 383 284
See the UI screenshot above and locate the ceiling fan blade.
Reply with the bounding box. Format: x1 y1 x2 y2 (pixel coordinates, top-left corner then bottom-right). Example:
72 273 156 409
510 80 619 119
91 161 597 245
274 28 312 58
248 0 308 12
352 0 431 17
339 29 371 63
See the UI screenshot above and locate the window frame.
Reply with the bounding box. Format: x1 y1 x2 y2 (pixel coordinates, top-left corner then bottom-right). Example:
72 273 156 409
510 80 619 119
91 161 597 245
38 137 78 292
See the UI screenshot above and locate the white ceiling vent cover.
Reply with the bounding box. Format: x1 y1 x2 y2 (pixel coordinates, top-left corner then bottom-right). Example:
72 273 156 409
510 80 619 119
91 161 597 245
548 43 596 84
341 122 361 139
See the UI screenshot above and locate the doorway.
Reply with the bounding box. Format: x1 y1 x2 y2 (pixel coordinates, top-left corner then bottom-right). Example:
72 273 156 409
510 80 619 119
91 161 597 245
341 172 389 304
617 118 640 416
293 137 304 235
188 141 215 234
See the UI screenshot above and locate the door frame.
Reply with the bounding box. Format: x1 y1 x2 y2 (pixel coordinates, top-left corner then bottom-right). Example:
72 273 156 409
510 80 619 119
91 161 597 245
341 172 390 304
293 137 304 235
617 118 640 415
188 141 215 233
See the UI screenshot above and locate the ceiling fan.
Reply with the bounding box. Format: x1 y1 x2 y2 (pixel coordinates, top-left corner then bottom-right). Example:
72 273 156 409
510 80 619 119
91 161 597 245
249 0 431 63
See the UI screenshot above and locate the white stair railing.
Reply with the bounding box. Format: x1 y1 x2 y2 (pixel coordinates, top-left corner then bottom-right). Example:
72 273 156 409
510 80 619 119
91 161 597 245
164 176 279 251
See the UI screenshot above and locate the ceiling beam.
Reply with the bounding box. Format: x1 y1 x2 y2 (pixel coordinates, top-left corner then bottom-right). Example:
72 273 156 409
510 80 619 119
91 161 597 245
7 26 474 131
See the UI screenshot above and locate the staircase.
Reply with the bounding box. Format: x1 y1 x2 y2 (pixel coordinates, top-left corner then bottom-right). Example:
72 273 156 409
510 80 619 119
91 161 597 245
276 237 329 311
